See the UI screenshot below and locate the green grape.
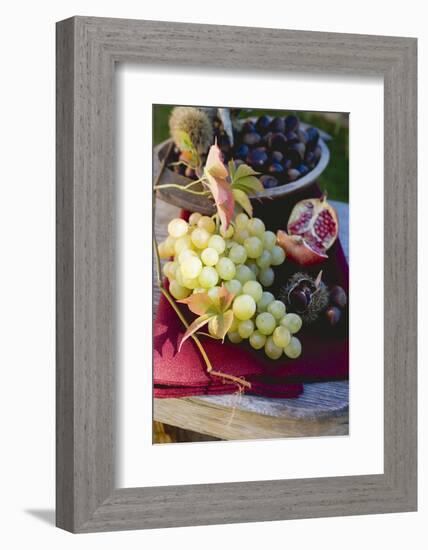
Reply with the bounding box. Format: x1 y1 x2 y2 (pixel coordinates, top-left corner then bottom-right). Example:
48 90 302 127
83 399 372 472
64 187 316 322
197 216 216 233
164 236 177 256
182 277 199 290
216 257 236 281
201 247 219 267
244 236 263 259
157 242 170 260
178 248 198 264
181 256 203 279
270 245 286 266
255 312 276 335
247 261 259 278
188 212 202 226
169 280 191 300
198 266 219 288
242 280 263 303
262 231 277 251
267 300 286 320
247 217 265 237
163 261 178 280
264 336 283 360
228 331 243 344
228 244 247 264
208 234 226 254
228 315 239 332
238 319 255 339
235 212 249 229
257 291 275 313
174 266 185 286
174 235 193 255
280 313 303 334
168 218 188 239
220 224 234 239
233 228 250 244
191 227 211 249
256 250 272 269
232 294 256 321
249 330 266 350
207 286 221 302
284 336 302 359
272 326 291 348
192 287 206 294
235 264 256 284
225 279 242 296
259 267 275 287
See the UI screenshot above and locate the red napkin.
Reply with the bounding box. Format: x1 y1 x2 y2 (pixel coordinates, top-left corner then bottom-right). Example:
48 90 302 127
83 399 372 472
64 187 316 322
154 183 348 398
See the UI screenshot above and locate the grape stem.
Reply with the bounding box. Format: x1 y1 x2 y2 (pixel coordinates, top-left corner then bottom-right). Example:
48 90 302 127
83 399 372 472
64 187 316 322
153 238 251 391
154 181 211 197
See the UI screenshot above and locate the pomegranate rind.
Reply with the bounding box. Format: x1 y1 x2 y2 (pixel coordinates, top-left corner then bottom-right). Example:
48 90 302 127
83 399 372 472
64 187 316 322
277 230 328 266
287 196 339 251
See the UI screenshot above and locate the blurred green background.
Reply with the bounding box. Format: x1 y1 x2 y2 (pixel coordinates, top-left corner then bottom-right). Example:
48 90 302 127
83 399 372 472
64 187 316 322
153 105 349 203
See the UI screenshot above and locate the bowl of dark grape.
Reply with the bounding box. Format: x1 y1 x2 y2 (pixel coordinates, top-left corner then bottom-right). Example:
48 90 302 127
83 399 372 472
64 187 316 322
153 114 330 214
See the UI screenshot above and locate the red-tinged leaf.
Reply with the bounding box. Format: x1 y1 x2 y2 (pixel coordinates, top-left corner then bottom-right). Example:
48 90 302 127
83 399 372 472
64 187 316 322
217 284 236 312
178 292 217 316
208 310 235 342
179 313 214 352
205 143 228 179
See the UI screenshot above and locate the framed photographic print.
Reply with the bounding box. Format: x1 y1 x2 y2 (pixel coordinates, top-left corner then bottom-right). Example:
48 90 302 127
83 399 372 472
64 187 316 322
56 16 417 532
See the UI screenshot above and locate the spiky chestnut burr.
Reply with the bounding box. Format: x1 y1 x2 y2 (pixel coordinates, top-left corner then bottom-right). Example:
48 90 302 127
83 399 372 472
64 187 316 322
279 271 329 324
169 107 213 155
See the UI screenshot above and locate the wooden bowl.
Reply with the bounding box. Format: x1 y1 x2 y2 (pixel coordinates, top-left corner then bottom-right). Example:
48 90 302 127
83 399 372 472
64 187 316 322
153 123 330 215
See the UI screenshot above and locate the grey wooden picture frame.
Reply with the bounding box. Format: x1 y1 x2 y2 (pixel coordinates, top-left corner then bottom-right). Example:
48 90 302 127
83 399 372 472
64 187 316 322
56 16 417 533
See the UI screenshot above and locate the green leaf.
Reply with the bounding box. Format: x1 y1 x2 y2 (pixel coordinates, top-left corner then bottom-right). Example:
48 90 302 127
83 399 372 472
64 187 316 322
232 175 264 194
233 164 260 181
228 159 236 181
233 188 253 217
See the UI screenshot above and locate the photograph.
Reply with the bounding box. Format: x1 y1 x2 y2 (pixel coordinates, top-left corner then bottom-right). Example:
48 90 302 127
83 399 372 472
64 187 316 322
153 104 349 443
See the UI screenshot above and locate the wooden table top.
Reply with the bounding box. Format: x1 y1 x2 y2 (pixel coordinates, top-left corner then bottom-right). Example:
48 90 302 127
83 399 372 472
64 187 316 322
153 199 349 440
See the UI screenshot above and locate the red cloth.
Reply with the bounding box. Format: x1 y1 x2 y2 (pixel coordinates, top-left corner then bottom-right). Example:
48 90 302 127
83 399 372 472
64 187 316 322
154 183 348 398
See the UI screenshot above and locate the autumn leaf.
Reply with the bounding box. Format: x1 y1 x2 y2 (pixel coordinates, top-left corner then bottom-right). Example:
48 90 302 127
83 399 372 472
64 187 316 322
177 284 236 350
204 143 234 232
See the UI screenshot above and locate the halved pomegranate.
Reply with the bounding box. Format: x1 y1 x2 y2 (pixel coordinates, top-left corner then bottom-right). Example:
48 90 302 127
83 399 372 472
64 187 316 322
277 195 339 266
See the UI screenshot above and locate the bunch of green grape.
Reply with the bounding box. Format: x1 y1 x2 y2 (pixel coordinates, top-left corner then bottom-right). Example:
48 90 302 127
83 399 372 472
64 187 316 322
158 212 303 360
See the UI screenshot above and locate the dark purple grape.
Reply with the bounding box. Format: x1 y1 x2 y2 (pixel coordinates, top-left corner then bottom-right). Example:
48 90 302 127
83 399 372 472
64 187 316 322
306 127 320 149
236 144 249 160
233 159 245 168
285 115 299 132
287 168 301 182
305 151 316 167
296 164 310 176
248 147 268 169
255 115 272 134
242 120 256 133
217 133 231 154
270 133 287 152
297 128 308 144
282 158 292 171
268 162 284 175
261 131 273 147
269 116 285 133
326 306 342 327
314 145 322 160
291 142 306 160
243 132 261 146
271 150 283 163
285 145 303 167
285 131 299 145
185 166 196 178
260 175 279 189
330 286 347 308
